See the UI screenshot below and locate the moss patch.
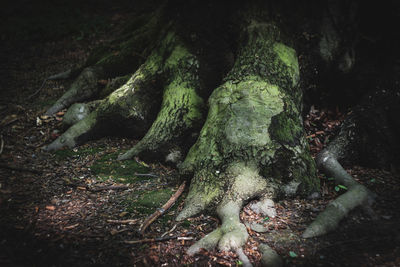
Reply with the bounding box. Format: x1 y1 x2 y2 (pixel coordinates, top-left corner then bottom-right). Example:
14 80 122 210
125 188 174 215
90 152 150 183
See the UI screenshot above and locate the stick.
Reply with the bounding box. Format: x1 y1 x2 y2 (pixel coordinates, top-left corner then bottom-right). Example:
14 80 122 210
124 235 177 244
0 163 41 174
107 219 138 224
139 181 186 235
28 69 72 99
0 135 3 155
124 234 193 245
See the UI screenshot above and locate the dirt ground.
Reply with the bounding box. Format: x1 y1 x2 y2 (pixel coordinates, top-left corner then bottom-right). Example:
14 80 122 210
1 6 400 267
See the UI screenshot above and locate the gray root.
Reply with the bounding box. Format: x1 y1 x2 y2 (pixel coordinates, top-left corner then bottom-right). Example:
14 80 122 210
45 66 104 115
62 101 101 128
47 69 73 80
43 111 98 151
259 243 283 267
302 150 371 238
236 248 253 267
249 197 276 218
118 34 204 161
182 163 272 267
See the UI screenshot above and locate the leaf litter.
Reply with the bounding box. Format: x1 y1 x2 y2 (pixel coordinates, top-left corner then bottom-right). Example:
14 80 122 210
0 15 400 267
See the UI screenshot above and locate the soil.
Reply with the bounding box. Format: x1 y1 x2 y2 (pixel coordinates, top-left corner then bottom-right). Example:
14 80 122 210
1 4 400 267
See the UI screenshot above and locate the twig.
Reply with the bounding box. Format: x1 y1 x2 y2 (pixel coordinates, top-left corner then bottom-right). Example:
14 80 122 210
28 69 72 99
161 223 179 237
88 185 129 192
124 235 178 244
107 219 138 224
139 181 186 235
0 135 3 155
123 234 193 245
0 163 41 174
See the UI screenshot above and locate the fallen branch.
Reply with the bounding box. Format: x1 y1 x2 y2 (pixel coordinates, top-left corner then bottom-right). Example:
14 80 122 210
0 135 3 155
124 234 193 245
161 223 179 237
139 181 186 235
0 163 41 174
107 219 138 224
88 185 129 192
28 69 72 100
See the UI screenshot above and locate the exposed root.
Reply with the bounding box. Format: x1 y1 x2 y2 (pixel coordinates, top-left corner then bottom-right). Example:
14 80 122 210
259 243 283 267
45 42 168 151
28 69 75 100
187 200 249 255
118 36 205 161
45 66 104 115
180 163 271 267
249 197 277 218
44 111 98 151
62 101 101 128
45 8 165 116
303 150 372 238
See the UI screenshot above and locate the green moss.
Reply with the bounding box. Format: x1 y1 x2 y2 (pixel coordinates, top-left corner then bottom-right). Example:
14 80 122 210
90 152 150 183
273 42 300 86
125 188 174 215
269 110 303 145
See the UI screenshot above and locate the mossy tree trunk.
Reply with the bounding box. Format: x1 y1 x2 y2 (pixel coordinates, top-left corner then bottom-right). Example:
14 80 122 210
44 1 322 264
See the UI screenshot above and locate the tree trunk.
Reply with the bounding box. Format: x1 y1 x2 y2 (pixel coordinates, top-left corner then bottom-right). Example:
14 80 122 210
43 1 322 262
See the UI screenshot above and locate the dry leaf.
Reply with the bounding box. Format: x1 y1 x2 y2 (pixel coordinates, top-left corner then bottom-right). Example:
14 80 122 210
119 211 128 217
46 205 56 211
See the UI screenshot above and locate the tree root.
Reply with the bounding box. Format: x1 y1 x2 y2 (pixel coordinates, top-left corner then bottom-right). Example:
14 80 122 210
44 44 167 151
44 111 99 151
118 36 205 161
302 150 372 238
45 66 104 115
45 8 165 116
178 163 273 267
259 243 283 267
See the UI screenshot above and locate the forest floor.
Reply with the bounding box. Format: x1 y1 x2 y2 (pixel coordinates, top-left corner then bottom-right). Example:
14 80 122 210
1 5 400 267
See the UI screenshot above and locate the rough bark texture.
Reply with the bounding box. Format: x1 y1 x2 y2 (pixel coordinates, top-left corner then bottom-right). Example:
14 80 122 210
44 1 322 261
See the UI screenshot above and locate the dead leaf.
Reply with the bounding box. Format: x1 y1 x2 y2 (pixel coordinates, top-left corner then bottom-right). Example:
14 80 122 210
119 211 128 217
46 205 56 211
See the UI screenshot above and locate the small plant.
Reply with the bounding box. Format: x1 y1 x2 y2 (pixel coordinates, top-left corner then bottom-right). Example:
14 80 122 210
334 184 348 192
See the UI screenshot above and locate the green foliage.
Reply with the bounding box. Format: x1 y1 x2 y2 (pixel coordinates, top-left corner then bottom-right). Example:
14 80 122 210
289 251 298 258
334 184 348 192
